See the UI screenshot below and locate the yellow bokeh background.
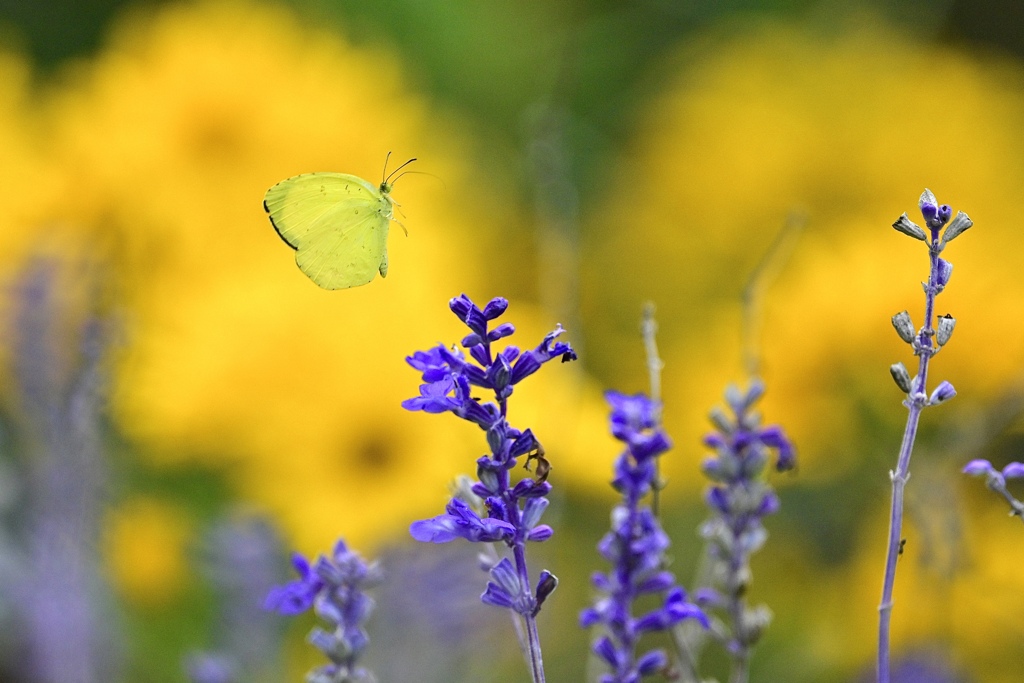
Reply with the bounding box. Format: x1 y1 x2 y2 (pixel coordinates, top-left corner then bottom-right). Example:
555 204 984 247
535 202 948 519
1 2 1022 681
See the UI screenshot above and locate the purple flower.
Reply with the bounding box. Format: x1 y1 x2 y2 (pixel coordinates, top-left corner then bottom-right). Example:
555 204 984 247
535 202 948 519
962 459 1024 524
401 375 463 414
409 497 515 544
8 258 120 683
581 391 706 682
264 552 323 615
264 539 381 682
403 295 576 677
186 516 286 680
605 391 671 463
919 189 952 230
696 380 793 673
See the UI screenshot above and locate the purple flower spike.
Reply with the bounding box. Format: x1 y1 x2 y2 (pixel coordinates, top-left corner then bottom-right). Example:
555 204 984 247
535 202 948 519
880 191 975 682
581 390 705 683
696 381 792 676
264 539 381 682
403 296 576 678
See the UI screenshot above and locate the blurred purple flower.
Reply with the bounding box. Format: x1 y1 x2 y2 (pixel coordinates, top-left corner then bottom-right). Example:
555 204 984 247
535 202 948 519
7 256 121 683
694 380 793 676
581 391 706 683
962 459 1024 524
265 539 381 683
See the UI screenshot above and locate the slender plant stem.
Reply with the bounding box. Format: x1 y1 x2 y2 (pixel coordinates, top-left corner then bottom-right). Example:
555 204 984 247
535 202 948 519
642 305 708 683
513 542 545 683
729 653 750 683
642 303 664 516
523 612 546 683
877 226 942 683
726 537 752 683
877 402 924 683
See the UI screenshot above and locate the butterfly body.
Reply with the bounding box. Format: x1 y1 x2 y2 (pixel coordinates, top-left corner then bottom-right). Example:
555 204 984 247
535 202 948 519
264 172 396 290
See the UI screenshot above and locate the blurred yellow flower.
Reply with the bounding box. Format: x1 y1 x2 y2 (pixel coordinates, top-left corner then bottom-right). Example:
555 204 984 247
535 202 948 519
586 16 1024 479
104 496 192 607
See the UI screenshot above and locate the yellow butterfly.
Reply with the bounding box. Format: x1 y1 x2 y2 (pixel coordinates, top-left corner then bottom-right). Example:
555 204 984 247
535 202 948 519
263 156 415 290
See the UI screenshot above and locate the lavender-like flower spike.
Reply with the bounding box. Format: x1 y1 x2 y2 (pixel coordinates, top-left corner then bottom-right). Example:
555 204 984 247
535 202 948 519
9 257 121 683
877 191 972 683
402 295 577 683
692 380 793 682
265 539 382 683
581 391 708 683
185 515 288 682
962 459 1024 525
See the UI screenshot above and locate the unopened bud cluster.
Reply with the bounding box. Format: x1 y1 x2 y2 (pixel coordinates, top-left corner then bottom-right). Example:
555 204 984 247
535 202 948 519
888 189 971 404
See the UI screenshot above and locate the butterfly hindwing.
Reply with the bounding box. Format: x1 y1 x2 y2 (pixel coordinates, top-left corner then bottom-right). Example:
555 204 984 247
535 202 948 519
295 201 389 289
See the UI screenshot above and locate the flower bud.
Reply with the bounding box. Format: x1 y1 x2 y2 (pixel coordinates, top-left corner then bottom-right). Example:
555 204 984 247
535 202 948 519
482 297 509 320
891 310 915 344
936 314 956 346
725 383 745 413
941 210 973 245
929 380 956 405
937 204 953 225
741 605 774 646
919 189 945 228
890 362 912 393
1003 462 1024 480
962 459 994 477
709 407 733 434
892 213 927 241
535 570 558 607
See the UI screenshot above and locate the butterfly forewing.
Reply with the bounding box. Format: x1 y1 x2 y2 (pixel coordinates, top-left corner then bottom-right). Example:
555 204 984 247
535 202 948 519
264 172 393 289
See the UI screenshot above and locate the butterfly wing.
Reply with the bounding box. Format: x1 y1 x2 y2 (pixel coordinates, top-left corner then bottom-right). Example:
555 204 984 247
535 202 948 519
264 172 392 290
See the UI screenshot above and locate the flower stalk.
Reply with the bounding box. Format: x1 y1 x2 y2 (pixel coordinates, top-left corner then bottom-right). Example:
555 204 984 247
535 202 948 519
877 190 971 683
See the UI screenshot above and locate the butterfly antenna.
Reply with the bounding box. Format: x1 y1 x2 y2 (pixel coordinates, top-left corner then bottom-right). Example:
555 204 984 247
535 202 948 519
385 157 417 185
381 151 394 185
393 169 445 190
